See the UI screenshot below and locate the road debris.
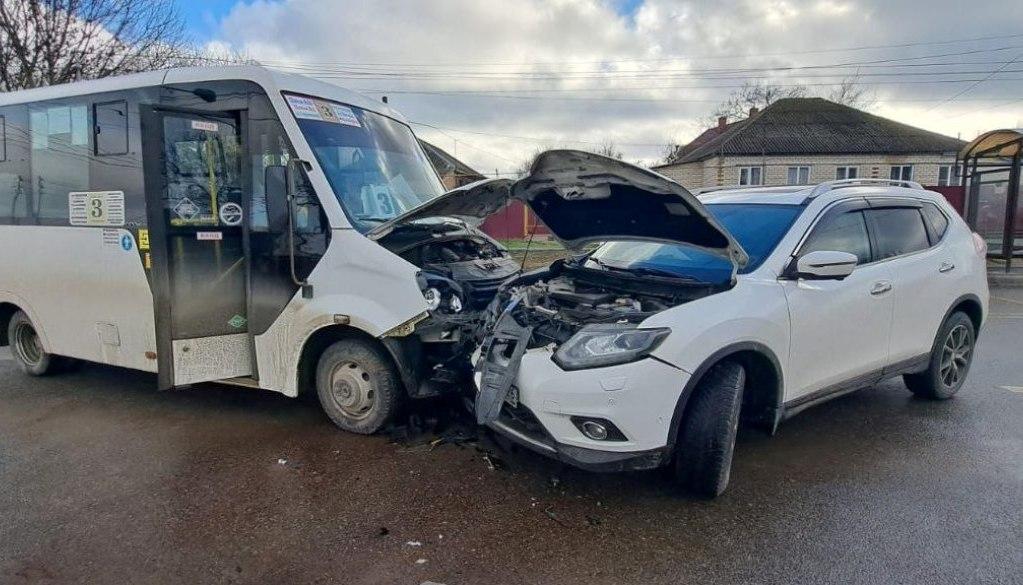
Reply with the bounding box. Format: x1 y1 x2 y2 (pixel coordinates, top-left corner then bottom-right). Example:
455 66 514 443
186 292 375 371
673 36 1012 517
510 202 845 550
406 541 423 547
415 558 428 565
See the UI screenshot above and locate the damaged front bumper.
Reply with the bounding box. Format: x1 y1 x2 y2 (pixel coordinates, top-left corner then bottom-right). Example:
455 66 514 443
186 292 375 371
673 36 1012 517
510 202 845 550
486 403 669 472
474 327 689 473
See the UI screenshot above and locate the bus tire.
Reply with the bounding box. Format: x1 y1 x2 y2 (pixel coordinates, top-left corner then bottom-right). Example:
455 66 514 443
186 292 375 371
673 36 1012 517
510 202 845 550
7 310 57 376
315 338 401 434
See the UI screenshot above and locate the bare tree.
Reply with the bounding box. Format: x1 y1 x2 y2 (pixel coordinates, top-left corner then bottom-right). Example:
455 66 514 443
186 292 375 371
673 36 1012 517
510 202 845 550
593 139 623 160
708 81 808 125
0 0 209 91
826 74 876 108
515 145 549 177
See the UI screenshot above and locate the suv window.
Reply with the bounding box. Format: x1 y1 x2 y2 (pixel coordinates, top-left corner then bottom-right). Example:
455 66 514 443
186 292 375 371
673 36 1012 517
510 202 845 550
801 210 872 264
920 203 949 243
866 207 930 259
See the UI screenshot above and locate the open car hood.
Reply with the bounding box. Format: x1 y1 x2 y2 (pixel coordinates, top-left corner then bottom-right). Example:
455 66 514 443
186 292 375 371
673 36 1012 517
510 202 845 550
369 150 748 268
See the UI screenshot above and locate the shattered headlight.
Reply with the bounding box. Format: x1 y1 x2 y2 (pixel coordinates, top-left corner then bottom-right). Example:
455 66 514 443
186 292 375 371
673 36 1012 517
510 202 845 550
553 324 670 371
418 274 465 314
423 287 443 311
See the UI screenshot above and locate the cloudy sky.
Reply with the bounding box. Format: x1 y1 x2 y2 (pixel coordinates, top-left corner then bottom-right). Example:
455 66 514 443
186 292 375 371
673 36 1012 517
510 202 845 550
177 0 1023 175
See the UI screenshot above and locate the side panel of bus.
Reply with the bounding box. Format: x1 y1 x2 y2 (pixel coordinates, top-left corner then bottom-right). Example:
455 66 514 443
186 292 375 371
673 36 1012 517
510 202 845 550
0 81 332 388
0 92 159 372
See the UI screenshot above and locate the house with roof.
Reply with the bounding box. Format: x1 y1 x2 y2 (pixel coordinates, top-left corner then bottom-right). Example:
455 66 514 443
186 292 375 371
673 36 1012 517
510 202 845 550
418 139 486 190
653 98 966 191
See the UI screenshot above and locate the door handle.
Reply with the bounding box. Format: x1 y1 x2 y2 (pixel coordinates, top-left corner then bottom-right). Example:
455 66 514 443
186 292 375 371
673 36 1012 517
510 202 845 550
939 261 956 273
870 281 892 296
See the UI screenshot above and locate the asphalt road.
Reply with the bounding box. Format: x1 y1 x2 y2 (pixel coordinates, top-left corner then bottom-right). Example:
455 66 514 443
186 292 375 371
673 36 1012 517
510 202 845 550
2 291 1022 585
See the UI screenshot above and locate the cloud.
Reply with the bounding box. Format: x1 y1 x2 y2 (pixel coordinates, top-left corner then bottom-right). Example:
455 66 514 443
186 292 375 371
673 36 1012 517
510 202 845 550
205 0 1023 173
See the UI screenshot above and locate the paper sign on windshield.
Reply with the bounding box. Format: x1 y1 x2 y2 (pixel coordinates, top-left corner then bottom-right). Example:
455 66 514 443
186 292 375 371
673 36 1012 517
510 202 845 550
285 94 362 127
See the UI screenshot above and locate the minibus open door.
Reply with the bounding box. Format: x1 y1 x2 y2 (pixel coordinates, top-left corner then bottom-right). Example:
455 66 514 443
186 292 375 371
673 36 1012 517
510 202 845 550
141 106 255 389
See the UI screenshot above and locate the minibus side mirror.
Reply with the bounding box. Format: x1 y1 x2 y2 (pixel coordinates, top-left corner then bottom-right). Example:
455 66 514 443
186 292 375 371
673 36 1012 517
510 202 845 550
264 162 314 299
264 165 289 234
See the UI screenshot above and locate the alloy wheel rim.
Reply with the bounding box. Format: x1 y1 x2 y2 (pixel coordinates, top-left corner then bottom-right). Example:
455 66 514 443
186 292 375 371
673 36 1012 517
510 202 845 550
938 324 972 388
13 322 43 367
328 361 375 420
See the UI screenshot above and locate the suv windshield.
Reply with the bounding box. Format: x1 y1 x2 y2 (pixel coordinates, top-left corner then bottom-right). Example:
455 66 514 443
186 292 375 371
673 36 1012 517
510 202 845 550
586 203 802 282
285 93 445 232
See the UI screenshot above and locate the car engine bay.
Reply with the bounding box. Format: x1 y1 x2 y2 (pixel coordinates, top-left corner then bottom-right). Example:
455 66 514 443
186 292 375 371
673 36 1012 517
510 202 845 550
486 258 728 349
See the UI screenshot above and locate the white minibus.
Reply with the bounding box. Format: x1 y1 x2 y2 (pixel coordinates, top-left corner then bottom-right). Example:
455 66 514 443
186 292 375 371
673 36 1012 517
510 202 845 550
0 66 520 433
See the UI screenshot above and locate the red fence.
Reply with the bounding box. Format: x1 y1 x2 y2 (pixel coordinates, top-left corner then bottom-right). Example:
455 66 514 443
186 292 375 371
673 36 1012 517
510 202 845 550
481 185 969 240
481 200 550 239
927 186 965 215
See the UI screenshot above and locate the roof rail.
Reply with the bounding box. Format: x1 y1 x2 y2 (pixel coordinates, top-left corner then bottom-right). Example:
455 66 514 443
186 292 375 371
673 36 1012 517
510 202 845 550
807 178 924 200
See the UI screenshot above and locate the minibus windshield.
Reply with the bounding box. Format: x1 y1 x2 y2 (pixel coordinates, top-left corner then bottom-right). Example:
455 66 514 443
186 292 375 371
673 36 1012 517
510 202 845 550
285 94 445 232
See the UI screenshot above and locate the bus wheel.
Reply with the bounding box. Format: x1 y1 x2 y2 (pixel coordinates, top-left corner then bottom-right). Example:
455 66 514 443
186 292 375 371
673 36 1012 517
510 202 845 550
8 311 56 376
315 338 401 434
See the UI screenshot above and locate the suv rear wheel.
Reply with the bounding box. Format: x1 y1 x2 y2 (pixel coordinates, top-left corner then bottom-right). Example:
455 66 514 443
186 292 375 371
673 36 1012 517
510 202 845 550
673 360 745 497
904 311 975 400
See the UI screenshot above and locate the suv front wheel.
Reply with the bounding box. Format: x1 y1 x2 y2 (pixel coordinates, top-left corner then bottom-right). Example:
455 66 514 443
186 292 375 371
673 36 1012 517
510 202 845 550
904 311 976 400
673 361 746 497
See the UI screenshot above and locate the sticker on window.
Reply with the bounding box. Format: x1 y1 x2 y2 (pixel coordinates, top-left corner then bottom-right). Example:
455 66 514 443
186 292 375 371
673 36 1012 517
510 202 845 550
69 191 126 226
191 120 219 132
285 94 361 127
331 104 361 127
285 95 324 121
219 202 243 226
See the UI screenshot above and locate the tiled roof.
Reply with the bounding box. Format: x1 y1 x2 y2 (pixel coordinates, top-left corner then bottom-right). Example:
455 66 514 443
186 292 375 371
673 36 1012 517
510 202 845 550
666 98 966 165
418 139 486 182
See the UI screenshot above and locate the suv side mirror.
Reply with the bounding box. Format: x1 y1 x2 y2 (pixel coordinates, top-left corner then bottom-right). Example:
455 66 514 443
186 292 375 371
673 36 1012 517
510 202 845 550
795 250 858 280
264 165 289 233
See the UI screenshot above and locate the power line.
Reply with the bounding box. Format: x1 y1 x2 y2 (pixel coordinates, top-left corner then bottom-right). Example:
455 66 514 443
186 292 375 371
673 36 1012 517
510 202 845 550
927 52 1023 112
266 46 1023 80
249 31 1023 68
410 121 667 148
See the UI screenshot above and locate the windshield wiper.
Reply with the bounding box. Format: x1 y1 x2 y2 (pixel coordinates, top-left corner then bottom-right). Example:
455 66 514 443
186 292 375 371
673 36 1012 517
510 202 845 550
584 256 698 282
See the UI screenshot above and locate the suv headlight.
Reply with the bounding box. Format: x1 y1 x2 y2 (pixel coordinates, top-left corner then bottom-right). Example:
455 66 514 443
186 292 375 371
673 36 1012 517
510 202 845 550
553 324 670 371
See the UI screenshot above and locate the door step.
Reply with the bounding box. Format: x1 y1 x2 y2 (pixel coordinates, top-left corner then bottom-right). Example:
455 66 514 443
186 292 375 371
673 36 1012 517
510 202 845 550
215 376 262 389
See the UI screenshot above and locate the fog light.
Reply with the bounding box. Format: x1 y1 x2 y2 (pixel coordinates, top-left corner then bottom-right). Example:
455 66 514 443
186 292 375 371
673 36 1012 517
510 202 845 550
580 421 608 441
570 416 626 441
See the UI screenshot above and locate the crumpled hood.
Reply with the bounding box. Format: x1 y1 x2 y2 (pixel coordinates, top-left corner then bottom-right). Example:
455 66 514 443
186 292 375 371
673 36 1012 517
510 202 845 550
370 150 748 268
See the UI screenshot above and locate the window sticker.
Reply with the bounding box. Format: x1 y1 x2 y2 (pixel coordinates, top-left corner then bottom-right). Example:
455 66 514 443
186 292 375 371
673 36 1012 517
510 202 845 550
285 95 323 121
172 197 201 222
284 94 362 127
137 228 150 251
331 104 361 127
69 191 126 226
191 120 219 132
219 202 243 226
120 233 134 251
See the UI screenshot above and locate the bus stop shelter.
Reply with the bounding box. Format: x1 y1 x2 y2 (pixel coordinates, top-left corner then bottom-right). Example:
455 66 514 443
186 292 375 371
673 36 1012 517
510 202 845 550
958 129 1023 272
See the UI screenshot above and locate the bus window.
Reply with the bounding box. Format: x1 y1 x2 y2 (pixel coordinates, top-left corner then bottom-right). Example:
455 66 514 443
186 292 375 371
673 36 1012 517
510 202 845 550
161 115 242 226
29 103 91 220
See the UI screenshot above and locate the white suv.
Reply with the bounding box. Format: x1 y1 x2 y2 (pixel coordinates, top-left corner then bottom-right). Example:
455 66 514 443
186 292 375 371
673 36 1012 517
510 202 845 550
471 152 989 497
